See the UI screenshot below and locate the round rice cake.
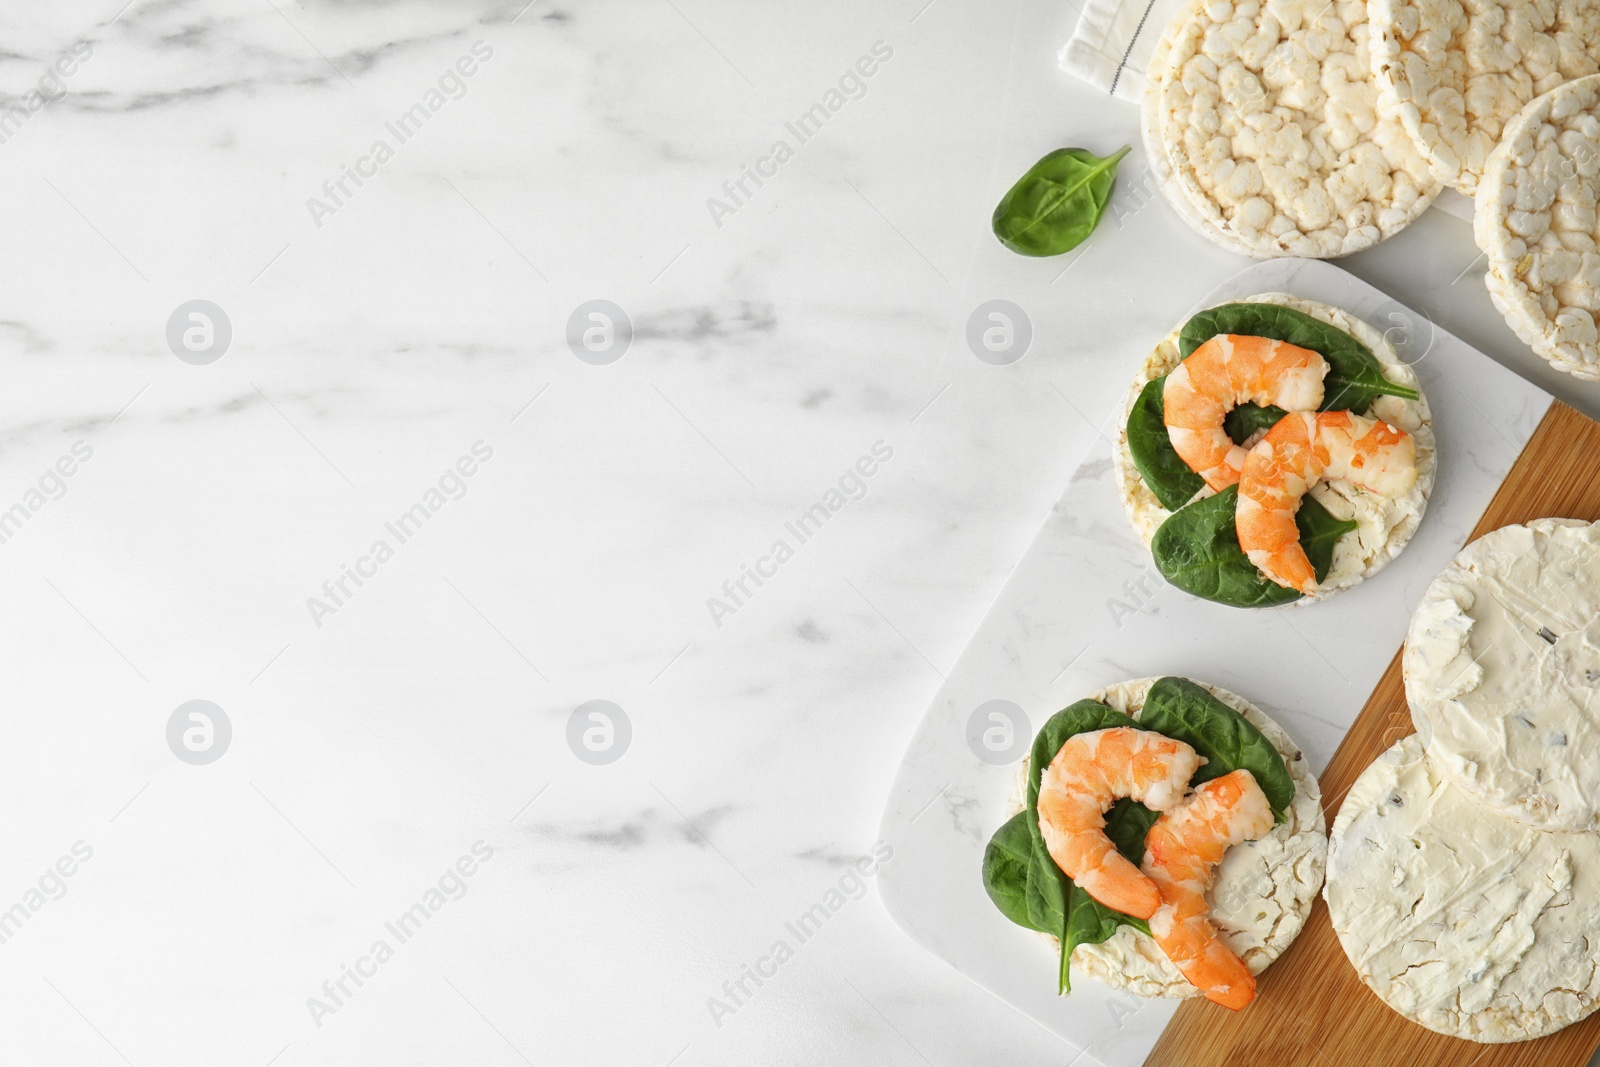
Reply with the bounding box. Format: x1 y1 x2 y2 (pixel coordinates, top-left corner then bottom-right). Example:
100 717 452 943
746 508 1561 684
1011 677 1326 999
1154 0 1440 258
1404 518 1600 830
1475 73 1600 380
1141 21 1264 257
1111 292 1436 603
1327 735 1600 1042
1370 0 1600 196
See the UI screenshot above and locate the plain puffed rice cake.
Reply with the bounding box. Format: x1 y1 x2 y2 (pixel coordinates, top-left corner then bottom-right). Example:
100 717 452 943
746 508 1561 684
1370 0 1600 196
1142 20 1264 256
1475 73 1600 380
1153 0 1440 258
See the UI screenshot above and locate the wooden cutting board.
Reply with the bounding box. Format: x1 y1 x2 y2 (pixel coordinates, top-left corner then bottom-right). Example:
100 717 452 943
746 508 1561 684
1146 401 1600 1067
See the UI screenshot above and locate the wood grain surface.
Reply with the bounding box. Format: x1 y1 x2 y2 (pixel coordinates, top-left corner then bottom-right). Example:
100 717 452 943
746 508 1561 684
1145 402 1600 1067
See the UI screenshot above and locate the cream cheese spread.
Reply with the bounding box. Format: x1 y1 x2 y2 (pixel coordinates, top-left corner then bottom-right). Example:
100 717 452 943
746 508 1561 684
1404 518 1600 830
1327 735 1600 1041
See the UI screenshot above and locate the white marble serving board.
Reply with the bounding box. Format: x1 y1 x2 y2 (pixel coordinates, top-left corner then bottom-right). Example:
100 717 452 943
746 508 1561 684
875 259 1555 1067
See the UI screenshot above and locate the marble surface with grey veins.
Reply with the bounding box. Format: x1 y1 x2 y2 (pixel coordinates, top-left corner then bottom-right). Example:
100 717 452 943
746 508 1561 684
3 2 1599 1066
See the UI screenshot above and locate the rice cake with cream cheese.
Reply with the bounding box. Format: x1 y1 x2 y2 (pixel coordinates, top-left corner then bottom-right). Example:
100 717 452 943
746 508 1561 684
1404 518 1600 830
1327 735 1600 1042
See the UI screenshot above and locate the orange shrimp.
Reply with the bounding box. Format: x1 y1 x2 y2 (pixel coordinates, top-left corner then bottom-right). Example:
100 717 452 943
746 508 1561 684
1036 727 1201 919
1143 769 1274 1011
1163 334 1328 492
1235 410 1417 594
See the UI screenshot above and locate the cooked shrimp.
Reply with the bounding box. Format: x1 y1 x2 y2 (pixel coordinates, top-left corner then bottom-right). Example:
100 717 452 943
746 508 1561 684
1037 727 1201 919
1163 335 1328 492
1236 410 1417 594
1143 769 1274 1011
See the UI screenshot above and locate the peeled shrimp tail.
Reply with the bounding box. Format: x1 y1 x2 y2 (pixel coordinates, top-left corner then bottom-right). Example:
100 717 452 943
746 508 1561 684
1143 769 1274 1010
1236 410 1418 594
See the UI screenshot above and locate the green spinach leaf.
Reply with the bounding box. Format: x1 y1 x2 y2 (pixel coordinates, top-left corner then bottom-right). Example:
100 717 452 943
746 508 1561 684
1063 884 1150 992
981 811 1040 930
1126 378 1205 512
1022 702 1137 943
1137 677 1295 821
1150 486 1357 608
1179 302 1419 413
992 146 1130 257
1012 701 1151 991
1224 402 1286 444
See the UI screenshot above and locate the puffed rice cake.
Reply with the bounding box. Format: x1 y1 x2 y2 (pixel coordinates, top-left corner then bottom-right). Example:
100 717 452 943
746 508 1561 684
1149 0 1440 258
1370 0 1600 197
1475 72 1600 380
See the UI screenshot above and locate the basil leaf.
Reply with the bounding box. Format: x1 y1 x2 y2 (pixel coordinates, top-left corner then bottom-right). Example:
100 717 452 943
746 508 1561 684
1179 302 1419 413
1126 378 1205 512
981 811 1042 930
1151 486 1356 608
1136 677 1295 822
992 146 1130 257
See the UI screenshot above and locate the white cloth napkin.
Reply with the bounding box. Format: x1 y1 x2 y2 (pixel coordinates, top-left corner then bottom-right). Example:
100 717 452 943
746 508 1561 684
1057 0 1182 104
1057 0 1476 222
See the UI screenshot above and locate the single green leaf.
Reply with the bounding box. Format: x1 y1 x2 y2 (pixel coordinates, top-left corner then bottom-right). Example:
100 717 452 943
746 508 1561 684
1299 497 1362 580
1150 486 1356 608
992 146 1130 257
1136 677 1296 822
1103 797 1162 861
1062 884 1150 992
1022 702 1137 940
1126 378 1206 512
1224 402 1286 444
1179 302 1420 413
981 811 1041 930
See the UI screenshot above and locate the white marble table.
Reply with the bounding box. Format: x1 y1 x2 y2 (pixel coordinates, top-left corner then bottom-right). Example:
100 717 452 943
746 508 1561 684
4 3 1597 1066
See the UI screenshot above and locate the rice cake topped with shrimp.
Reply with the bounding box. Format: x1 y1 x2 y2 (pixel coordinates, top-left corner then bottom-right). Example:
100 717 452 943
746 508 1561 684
1370 0 1600 196
1327 735 1600 1042
1113 292 1435 604
1149 0 1439 258
1404 519 1600 831
1009 677 1327 1000
1475 73 1600 381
